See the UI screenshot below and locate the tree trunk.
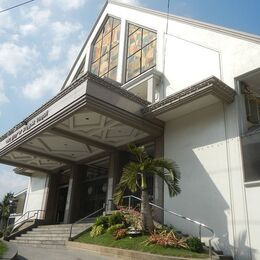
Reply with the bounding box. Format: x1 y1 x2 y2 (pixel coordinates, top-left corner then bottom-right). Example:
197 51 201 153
141 188 154 233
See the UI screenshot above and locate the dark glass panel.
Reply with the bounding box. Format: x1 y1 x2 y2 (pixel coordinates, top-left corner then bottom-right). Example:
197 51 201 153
108 67 117 81
91 60 99 75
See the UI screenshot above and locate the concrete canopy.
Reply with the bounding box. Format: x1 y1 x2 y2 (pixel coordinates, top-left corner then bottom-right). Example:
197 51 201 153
0 73 164 175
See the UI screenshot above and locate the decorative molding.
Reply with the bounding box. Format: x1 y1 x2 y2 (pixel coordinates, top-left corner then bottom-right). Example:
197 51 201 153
143 76 236 116
0 72 148 143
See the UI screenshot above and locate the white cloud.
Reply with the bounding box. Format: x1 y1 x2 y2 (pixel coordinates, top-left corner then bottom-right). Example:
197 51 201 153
0 79 9 105
20 24 37 36
48 46 61 61
41 0 87 10
0 166 28 201
114 0 141 6
52 21 82 42
21 6 51 27
0 43 39 75
22 67 67 100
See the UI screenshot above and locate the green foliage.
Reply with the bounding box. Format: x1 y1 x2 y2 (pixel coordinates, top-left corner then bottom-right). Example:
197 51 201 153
0 240 7 257
113 144 181 205
108 212 125 227
95 216 109 228
186 237 204 253
0 192 14 230
113 228 127 240
107 224 124 234
90 225 105 238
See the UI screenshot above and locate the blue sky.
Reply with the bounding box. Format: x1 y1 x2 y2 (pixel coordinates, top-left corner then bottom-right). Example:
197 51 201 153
0 0 259 200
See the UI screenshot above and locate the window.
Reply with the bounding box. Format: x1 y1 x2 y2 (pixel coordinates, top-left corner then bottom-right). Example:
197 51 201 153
126 24 156 82
90 17 121 81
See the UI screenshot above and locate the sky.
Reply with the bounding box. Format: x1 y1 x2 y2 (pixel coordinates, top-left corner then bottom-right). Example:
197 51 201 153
0 0 259 200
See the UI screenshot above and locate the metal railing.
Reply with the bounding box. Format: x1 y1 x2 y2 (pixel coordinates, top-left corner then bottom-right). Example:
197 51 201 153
69 204 105 240
109 195 215 259
7 209 45 231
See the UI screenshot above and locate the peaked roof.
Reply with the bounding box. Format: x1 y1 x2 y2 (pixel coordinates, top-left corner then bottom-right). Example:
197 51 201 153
61 0 260 92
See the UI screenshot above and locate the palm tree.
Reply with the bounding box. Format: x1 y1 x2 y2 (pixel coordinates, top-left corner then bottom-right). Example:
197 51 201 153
113 144 181 233
0 192 14 230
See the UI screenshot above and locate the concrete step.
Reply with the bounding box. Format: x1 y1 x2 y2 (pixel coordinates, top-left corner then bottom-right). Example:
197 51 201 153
16 236 67 241
21 233 70 238
32 226 87 231
10 239 65 245
41 223 88 228
9 240 64 249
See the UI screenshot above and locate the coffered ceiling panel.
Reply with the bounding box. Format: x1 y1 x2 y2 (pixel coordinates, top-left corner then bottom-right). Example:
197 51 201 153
22 132 103 162
57 109 148 147
3 151 63 170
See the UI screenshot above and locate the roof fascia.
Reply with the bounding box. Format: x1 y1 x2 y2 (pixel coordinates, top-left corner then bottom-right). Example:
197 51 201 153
60 1 109 90
108 0 260 44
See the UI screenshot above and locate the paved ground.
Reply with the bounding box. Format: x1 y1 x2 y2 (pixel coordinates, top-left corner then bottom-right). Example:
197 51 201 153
14 244 114 260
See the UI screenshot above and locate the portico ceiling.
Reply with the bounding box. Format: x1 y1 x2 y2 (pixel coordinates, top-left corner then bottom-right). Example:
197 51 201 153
0 73 163 175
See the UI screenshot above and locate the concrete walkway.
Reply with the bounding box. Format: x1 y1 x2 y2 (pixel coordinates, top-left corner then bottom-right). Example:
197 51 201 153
14 244 114 260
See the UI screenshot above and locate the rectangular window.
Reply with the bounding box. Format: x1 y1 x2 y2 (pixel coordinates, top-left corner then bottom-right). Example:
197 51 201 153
126 24 156 82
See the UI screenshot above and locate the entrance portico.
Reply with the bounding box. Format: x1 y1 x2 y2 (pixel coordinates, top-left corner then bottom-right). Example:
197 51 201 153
0 72 164 224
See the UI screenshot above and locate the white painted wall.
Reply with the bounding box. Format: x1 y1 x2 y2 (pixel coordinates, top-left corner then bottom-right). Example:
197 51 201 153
164 102 251 259
23 172 49 219
60 2 260 259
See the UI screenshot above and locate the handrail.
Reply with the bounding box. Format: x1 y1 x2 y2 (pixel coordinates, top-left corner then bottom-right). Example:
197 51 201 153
115 195 215 259
7 209 45 231
69 205 105 240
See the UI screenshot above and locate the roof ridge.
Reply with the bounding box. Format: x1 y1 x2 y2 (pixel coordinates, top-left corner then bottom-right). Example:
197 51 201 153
108 0 260 44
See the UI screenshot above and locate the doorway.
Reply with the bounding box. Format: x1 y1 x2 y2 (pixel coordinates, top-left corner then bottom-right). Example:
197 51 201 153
55 186 68 223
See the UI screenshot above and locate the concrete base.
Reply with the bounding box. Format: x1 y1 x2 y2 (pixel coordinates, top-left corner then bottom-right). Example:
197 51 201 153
66 241 210 260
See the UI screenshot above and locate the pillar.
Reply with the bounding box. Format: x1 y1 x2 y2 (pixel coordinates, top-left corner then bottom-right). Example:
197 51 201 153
106 151 120 211
63 165 81 224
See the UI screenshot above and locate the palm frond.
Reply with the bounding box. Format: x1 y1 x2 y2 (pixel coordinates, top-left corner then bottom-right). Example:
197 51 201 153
113 162 139 205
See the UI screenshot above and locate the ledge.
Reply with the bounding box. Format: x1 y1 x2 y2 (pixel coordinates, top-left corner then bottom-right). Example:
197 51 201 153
143 76 236 118
66 241 209 260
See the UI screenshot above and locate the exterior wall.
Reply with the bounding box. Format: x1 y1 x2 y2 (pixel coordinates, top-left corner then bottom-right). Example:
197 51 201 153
164 102 251 259
23 172 49 218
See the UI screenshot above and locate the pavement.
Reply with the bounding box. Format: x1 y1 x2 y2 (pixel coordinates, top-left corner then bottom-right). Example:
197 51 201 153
14 244 114 260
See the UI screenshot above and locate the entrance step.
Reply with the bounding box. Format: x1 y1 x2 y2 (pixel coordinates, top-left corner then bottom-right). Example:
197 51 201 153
10 222 94 248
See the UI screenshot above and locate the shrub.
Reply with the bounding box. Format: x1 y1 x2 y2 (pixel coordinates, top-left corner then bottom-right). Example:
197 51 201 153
90 225 105 238
118 207 142 230
107 224 124 234
95 216 109 228
108 212 125 227
186 237 204 253
146 230 188 249
113 228 127 240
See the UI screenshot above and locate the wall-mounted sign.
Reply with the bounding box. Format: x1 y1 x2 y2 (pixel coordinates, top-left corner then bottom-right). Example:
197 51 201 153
5 110 49 145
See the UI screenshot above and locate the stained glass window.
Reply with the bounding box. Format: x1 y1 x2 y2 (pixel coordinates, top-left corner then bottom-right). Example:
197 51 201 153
90 17 121 81
126 24 156 82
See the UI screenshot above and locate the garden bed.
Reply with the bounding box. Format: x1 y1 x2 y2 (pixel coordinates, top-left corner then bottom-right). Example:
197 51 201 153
75 231 208 259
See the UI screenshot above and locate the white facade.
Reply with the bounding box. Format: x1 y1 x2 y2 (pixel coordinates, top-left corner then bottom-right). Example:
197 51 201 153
1 1 260 259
